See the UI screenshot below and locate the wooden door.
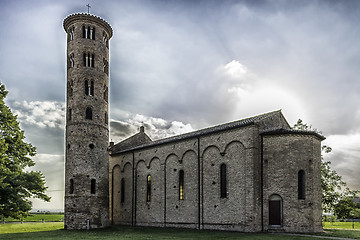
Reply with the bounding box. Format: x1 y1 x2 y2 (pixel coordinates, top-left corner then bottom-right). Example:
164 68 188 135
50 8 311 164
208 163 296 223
269 200 281 226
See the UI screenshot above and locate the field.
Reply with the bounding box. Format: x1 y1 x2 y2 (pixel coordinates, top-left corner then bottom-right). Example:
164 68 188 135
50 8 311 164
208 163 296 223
0 222 359 240
3 213 64 222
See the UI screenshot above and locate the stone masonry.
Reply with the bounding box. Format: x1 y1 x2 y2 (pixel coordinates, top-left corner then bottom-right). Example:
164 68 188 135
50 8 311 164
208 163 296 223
63 12 324 233
63 13 112 229
109 110 325 233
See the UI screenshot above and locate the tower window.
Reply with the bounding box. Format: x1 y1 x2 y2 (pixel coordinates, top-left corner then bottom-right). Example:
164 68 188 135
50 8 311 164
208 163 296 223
220 163 227 198
179 170 184 200
83 25 96 40
70 179 74 194
68 26 74 41
83 53 95 67
91 179 96 194
67 80 73 98
298 170 305 200
85 107 92 120
146 175 151 202
105 112 108 124
67 108 72 121
68 54 74 68
104 86 108 102
102 31 108 47
85 80 94 96
103 58 109 75
121 178 125 204
90 81 94 96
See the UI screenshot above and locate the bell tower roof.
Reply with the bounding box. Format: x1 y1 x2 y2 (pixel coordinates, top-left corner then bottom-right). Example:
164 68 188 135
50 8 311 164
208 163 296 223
63 13 113 38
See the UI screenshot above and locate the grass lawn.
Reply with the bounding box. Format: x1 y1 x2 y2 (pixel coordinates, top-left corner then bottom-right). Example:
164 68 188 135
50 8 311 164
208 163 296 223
4 214 64 222
323 221 360 229
0 223 359 240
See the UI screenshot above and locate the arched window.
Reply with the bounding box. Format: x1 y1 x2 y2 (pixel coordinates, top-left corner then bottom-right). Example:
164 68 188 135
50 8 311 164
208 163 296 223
91 179 96 194
68 54 74 68
179 170 185 200
220 163 227 198
85 107 92 120
70 179 74 194
83 53 95 67
120 178 125 204
85 80 94 96
146 175 151 202
298 170 305 200
82 26 86 38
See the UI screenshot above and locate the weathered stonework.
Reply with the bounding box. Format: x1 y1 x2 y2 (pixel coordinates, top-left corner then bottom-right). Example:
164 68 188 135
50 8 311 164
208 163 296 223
63 12 324 233
64 13 112 230
109 111 324 233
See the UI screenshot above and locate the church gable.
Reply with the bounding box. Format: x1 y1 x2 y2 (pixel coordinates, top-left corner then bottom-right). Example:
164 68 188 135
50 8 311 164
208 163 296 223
111 126 152 153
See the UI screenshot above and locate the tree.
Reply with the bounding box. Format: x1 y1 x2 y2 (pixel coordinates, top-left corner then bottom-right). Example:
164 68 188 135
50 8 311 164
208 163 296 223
0 83 50 219
334 194 359 219
293 119 355 213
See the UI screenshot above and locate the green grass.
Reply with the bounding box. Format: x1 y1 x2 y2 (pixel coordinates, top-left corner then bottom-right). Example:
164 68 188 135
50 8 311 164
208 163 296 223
3 214 64 222
0 223 359 240
323 221 360 229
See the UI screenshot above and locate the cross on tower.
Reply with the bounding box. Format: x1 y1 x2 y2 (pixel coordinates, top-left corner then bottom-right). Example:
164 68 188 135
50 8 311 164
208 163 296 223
86 4 91 14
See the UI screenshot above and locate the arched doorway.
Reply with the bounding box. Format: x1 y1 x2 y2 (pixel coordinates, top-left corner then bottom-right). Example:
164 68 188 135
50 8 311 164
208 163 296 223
269 194 282 226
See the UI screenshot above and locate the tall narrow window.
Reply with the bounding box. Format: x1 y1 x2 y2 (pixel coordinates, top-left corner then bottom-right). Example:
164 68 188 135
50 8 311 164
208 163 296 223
86 107 92 120
105 112 108 124
85 80 89 95
179 170 185 200
70 179 74 194
82 26 86 38
120 178 125 204
104 86 108 102
67 108 72 121
298 170 305 200
220 163 227 198
103 58 109 75
90 81 94 96
92 27 95 40
91 179 96 194
83 53 87 66
68 54 74 68
91 54 95 68
146 175 151 202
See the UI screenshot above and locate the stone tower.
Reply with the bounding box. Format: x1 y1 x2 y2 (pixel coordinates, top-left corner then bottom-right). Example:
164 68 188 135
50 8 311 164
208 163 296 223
63 13 112 229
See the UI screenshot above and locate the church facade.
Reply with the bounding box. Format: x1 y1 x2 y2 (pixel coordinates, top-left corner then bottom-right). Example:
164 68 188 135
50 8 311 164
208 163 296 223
63 13 324 232
109 110 324 233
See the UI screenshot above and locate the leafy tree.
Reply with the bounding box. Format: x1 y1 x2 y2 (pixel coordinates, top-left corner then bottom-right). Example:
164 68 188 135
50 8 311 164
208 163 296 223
0 83 50 219
293 119 355 213
334 194 359 219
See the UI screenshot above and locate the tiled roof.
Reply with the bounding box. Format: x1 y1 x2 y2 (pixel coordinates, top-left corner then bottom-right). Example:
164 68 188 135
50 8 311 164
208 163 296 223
111 110 286 155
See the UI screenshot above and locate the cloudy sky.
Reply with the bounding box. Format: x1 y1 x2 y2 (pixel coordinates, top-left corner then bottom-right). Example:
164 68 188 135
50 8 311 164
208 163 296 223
0 0 359 211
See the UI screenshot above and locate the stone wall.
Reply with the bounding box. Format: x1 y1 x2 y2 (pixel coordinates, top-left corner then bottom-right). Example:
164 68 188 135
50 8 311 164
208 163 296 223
110 125 263 232
262 133 323 233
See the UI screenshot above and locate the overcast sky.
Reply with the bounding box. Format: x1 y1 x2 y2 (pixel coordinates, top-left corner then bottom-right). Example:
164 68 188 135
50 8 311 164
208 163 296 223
1 0 359 211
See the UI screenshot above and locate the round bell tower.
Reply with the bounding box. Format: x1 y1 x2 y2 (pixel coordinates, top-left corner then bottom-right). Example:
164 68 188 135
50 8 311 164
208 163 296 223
63 13 112 229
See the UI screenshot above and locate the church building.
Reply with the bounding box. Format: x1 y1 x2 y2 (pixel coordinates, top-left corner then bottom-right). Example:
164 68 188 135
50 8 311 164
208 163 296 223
63 12 324 233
